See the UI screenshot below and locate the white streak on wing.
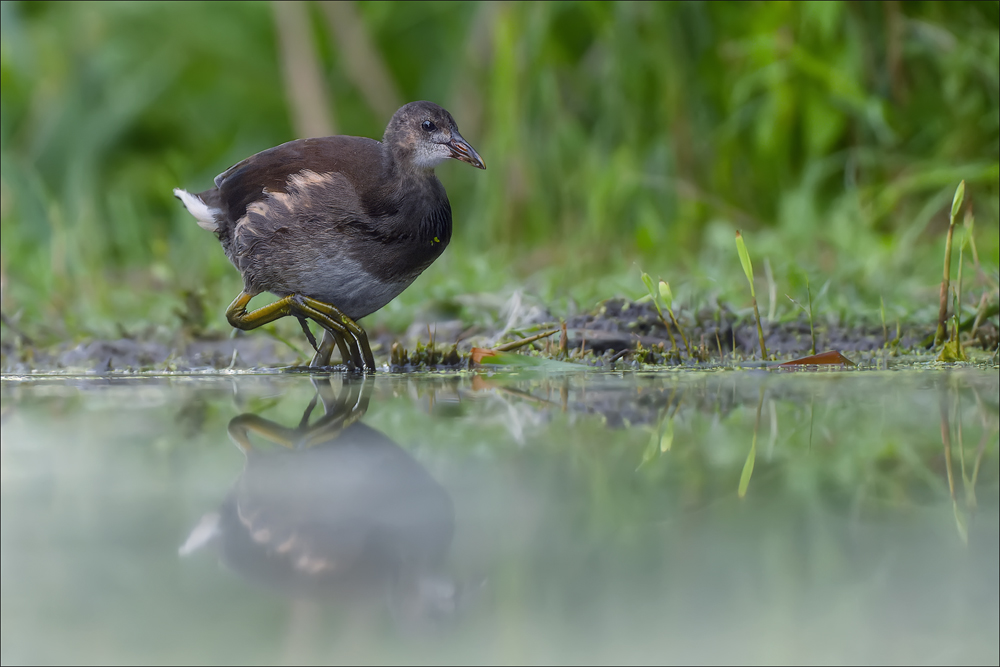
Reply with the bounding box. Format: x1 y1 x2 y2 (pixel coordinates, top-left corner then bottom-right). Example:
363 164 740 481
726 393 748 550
173 188 221 232
232 214 256 245
235 170 330 236
267 189 295 210
243 169 326 222
288 169 329 189
269 170 328 211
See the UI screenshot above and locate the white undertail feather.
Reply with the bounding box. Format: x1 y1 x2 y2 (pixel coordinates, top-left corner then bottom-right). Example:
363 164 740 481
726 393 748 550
178 511 221 556
173 188 221 232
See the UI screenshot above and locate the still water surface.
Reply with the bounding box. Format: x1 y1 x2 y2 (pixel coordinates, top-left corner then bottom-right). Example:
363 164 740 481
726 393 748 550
2 369 998 664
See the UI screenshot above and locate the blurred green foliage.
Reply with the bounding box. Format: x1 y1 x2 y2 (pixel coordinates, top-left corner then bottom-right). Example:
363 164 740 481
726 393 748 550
1 1 998 342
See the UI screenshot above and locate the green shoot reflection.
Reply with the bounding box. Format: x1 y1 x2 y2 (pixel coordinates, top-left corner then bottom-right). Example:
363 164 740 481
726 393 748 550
738 388 765 499
942 382 996 546
466 370 996 543
180 378 458 627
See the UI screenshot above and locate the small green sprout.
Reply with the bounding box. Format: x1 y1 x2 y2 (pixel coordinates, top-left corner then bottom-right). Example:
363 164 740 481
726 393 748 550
736 231 768 360
935 180 965 347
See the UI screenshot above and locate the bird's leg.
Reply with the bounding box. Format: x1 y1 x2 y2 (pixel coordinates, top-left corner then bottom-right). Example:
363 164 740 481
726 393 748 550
225 291 358 369
299 318 350 369
292 300 366 369
310 330 340 368
296 316 320 352
294 296 377 371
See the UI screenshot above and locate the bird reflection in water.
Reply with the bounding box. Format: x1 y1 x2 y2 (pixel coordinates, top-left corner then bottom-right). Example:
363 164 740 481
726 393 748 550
180 377 457 630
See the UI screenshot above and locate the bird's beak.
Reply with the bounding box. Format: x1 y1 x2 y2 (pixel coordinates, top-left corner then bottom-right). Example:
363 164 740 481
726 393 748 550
448 133 486 170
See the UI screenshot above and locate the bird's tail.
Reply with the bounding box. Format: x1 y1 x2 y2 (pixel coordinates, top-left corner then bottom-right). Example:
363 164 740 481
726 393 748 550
173 188 221 232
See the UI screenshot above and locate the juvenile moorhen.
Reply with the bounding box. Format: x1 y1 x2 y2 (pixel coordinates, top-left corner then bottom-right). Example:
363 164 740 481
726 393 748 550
174 101 485 371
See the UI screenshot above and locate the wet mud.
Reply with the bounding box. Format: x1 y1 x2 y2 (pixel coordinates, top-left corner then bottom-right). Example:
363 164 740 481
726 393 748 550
1 297 996 373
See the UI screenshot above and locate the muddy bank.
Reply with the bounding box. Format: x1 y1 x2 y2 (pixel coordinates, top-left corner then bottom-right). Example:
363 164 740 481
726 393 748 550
2 297 996 373
562 298 931 356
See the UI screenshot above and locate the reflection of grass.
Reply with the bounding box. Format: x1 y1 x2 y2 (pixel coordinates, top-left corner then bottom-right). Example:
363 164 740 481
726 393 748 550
738 387 765 498
367 371 999 530
1 2 998 350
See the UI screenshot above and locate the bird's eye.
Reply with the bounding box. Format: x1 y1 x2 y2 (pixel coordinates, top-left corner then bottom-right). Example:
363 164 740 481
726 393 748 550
421 120 436 132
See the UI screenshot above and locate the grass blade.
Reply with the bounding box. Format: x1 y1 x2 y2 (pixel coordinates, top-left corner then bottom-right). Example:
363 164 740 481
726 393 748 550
735 230 755 298
736 231 768 359
951 180 966 222
935 180 965 346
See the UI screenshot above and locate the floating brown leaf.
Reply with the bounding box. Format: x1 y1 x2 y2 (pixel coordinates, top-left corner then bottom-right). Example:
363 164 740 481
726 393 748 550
779 350 856 367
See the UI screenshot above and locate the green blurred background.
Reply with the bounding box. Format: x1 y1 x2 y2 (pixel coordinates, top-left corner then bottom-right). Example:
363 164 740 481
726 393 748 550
1 0 998 344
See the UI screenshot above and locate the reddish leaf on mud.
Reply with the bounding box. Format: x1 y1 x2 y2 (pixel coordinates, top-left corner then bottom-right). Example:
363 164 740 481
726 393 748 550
470 347 498 364
779 350 856 367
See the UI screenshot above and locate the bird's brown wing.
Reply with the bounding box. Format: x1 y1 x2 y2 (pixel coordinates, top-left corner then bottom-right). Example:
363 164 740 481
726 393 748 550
206 135 384 225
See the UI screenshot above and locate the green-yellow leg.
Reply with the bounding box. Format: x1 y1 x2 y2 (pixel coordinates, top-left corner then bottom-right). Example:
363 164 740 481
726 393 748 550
293 296 376 370
226 291 355 367
226 292 373 370
295 302 363 368
311 330 340 368
295 316 320 352
297 321 341 369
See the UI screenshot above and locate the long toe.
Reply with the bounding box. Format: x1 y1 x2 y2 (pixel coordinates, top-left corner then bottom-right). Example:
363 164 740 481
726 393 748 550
358 333 376 371
347 337 366 372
